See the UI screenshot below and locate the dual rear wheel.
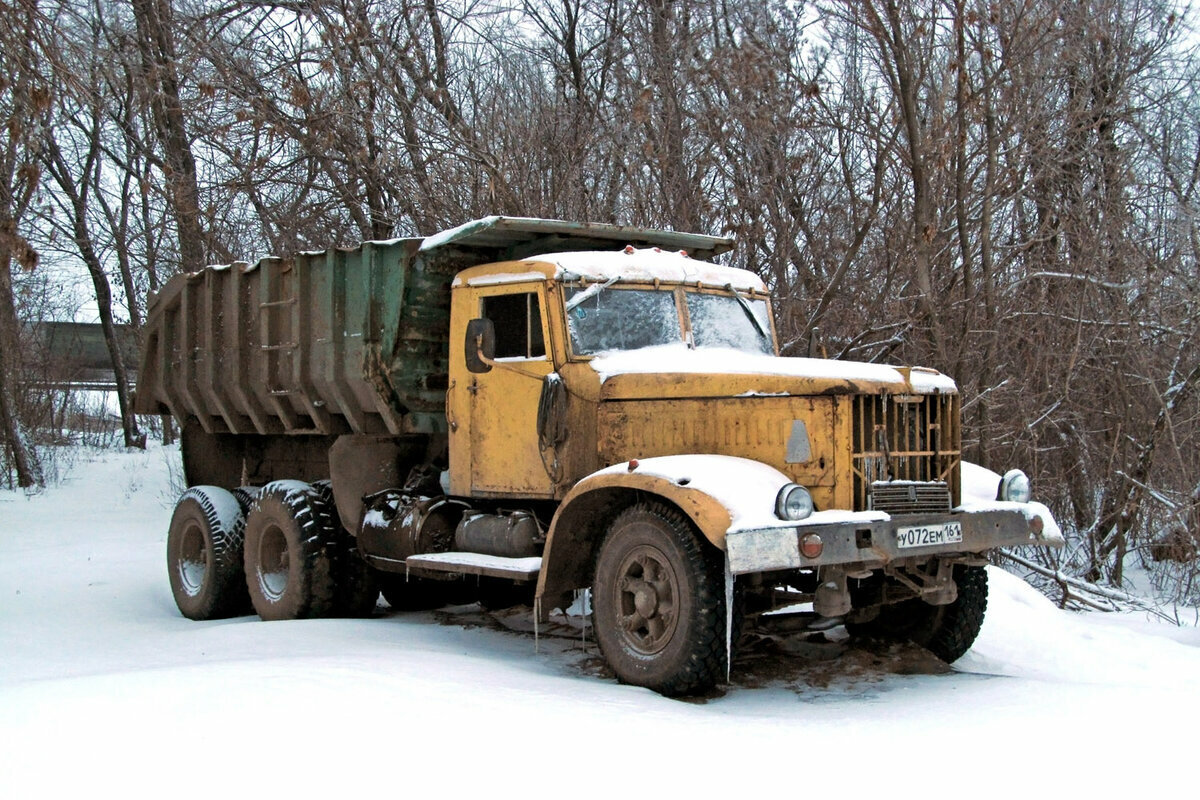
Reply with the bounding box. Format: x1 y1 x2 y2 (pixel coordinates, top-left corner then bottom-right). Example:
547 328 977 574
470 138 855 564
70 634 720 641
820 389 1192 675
166 480 379 622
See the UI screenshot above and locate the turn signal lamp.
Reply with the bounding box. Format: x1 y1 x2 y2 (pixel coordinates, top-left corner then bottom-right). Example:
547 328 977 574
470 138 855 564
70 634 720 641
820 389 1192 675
800 533 824 559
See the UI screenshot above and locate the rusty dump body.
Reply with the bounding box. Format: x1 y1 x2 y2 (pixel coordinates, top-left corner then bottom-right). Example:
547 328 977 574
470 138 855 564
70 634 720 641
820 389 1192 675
146 216 1058 697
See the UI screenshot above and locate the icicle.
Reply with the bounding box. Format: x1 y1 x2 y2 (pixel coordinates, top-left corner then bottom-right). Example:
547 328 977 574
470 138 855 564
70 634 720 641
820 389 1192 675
581 588 590 650
724 554 734 684
534 597 540 654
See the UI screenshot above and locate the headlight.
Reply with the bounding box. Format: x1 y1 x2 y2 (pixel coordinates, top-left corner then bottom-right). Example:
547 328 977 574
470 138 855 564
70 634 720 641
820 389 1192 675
998 469 1032 503
775 484 814 521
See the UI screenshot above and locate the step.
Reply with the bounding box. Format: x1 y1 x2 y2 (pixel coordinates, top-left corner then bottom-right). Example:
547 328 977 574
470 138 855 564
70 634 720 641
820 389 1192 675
405 552 543 582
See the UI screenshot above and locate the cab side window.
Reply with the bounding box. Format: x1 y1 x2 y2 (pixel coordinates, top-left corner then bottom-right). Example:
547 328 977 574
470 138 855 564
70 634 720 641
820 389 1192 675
481 292 545 359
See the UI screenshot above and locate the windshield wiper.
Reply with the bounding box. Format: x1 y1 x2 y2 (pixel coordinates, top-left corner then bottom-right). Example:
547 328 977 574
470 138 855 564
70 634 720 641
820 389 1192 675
565 275 620 312
725 283 769 340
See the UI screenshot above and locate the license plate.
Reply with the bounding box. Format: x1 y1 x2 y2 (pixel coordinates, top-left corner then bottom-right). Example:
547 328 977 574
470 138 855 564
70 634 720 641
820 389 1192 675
896 521 963 549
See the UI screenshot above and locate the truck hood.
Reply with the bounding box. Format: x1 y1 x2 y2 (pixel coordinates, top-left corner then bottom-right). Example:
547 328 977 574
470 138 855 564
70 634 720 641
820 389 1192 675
580 344 956 400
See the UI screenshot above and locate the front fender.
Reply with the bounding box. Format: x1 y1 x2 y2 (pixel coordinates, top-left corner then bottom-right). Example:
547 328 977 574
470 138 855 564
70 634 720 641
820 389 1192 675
537 455 794 603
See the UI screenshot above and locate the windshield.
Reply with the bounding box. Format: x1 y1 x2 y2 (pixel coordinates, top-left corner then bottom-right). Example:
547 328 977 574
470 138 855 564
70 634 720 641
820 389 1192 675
686 292 773 355
566 287 682 355
565 283 775 357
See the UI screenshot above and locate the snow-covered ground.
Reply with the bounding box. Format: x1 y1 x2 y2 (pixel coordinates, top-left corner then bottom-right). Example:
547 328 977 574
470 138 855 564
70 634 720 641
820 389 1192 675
3 445 1199 798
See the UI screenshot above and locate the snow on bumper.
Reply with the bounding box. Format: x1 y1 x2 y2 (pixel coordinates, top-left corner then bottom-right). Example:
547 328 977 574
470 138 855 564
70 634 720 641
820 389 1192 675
725 504 1061 576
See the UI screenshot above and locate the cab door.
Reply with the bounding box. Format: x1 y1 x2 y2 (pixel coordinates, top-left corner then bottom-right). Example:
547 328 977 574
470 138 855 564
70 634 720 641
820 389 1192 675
467 287 556 497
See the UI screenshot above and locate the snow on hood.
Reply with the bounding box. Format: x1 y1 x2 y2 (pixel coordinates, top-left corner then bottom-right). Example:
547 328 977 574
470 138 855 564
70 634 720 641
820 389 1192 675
533 248 766 291
588 343 957 393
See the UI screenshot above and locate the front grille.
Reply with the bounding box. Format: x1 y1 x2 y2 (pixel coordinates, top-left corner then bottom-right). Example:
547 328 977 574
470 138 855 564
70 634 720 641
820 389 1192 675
869 481 952 515
852 392 960 511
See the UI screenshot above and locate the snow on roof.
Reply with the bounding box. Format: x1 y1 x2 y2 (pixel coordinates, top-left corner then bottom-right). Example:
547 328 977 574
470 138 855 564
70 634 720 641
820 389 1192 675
541 248 766 291
588 343 958 392
452 247 766 290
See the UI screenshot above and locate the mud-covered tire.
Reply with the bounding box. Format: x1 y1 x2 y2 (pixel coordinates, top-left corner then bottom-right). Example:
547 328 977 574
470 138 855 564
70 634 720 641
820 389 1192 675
167 486 250 620
592 503 729 697
311 480 379 617
849 565 988 663
243 480 335 621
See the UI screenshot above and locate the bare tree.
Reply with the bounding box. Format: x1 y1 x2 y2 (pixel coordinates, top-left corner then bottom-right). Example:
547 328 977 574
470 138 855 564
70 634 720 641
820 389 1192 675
0 0 50 487
39 0 145 449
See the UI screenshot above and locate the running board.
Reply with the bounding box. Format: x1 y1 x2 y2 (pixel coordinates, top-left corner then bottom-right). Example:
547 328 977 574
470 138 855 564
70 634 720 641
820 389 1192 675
405 552 543 583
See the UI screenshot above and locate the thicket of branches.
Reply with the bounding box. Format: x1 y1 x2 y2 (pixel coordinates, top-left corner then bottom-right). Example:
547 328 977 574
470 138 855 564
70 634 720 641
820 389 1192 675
2 0 1199 601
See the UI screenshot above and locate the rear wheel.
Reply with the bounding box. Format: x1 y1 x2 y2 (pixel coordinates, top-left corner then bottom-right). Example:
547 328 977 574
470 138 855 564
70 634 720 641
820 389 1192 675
167 486 250 620
592 503 729 696
243 481 335 621
311 480 379 617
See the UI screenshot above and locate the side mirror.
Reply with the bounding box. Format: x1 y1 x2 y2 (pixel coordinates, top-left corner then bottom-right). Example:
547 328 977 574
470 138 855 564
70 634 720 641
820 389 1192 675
465 318 496 374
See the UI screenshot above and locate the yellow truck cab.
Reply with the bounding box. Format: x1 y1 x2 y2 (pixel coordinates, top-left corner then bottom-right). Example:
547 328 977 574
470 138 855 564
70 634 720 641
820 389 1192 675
139 216 1060 696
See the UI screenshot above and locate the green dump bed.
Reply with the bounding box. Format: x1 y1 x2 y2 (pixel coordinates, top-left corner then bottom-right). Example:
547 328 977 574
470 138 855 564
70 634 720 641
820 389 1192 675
135 238 467 436
134 216 734 437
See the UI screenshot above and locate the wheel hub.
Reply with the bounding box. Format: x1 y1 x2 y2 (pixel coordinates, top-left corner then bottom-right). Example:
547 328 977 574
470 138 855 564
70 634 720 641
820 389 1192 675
257 524 291 601
178 522 209 596
614 545 679 655
632 581 658 618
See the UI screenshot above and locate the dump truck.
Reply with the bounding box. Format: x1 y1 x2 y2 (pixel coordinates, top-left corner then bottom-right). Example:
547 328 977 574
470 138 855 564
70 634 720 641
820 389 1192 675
135 216 1060 696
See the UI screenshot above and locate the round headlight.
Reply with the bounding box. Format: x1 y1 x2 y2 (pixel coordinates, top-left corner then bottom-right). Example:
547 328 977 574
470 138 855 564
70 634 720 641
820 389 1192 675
999 469 1032 503
775 484 814 521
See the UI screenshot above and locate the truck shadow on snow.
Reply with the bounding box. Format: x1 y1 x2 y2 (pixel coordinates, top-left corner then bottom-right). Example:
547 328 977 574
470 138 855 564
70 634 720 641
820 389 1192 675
415 601 952 700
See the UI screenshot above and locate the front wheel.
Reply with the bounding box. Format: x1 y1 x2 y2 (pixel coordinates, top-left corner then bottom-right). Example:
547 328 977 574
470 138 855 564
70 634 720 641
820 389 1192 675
849 564 988 663
591 503 728 696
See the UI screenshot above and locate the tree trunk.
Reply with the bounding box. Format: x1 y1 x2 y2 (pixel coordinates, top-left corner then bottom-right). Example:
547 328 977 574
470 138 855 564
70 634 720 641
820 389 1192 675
0 247 41 487
131 0 207 270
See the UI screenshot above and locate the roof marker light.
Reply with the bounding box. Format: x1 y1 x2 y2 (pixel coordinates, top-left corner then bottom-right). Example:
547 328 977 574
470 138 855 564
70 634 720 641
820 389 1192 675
623 245 635 255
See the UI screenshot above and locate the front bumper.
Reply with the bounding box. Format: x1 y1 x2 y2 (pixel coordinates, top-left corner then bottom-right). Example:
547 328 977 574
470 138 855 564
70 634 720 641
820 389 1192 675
725 507 1057 576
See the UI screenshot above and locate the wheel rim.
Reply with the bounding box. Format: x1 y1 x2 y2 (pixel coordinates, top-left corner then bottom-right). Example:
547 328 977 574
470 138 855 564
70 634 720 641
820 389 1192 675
177 521 209 597
613 544 680 655
256 523 290 601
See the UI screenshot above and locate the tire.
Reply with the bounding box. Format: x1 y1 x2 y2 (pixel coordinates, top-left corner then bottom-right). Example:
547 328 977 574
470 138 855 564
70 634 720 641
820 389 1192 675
591 502 729 696
232 485 261 515
849 565 988 663
243 480 336 621
167 486 250 620
329 537 379 617
311 480 379 617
